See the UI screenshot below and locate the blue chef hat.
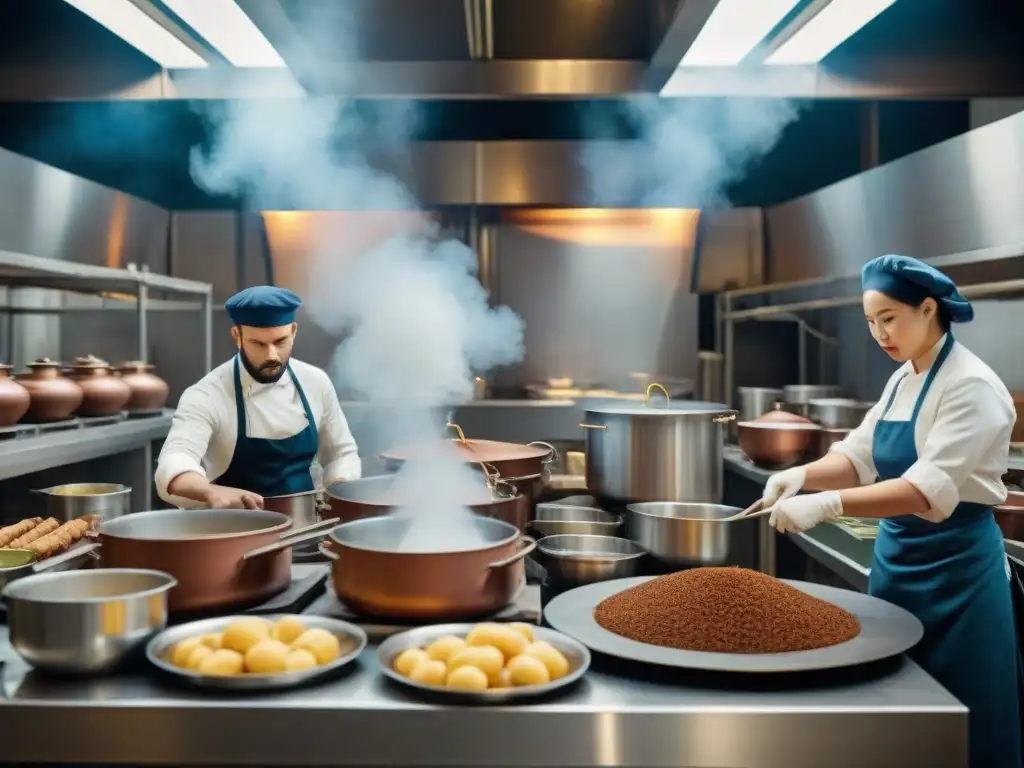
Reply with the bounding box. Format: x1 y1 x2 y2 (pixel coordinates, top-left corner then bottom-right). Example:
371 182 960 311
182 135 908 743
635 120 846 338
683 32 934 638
225 286 302 327
861 254 973 323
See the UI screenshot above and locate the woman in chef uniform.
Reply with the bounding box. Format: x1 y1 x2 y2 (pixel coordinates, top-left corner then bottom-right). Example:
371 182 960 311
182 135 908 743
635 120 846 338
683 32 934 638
762 254 1022 768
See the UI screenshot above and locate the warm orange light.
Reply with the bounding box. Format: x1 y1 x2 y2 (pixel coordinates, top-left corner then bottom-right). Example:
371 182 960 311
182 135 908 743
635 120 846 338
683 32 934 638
105 196 128 268
504 208 700 248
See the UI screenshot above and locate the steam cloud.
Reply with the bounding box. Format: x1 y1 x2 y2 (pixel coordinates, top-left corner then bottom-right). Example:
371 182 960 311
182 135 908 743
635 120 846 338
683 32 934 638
583 97 799 208
190 96 523 550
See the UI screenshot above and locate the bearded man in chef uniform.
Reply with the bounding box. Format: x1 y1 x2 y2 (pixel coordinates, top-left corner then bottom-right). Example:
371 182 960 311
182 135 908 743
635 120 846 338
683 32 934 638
156 286 361 509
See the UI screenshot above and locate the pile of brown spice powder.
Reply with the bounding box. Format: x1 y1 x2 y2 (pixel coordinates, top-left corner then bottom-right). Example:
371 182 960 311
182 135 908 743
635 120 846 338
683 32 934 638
593 567 861 654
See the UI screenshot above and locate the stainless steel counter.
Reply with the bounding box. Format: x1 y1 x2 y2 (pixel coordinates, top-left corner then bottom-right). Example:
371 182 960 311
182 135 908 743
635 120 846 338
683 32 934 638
0 620 966 768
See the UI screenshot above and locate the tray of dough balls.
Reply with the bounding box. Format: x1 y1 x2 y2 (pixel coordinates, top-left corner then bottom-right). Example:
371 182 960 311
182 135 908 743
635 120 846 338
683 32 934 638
378 621 590 702
147 614 367 690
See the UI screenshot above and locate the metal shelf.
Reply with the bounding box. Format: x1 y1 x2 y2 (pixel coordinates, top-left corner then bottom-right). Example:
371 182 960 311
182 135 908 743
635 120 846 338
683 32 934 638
0 249 214 371
0 413 173 482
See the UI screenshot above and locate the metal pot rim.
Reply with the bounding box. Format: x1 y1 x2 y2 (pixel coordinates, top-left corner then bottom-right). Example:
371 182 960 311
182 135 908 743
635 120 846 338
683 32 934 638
536 534 645 561
736 421 821 431
263 490 321 500
807 397 871 407
38 482 131 496
626 501 746 523
328 516 521 554
583 400 732 417
1 568 177 603
98 508 293 541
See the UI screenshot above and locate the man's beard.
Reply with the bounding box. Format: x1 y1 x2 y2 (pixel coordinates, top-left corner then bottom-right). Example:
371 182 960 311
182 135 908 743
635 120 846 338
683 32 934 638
240 349 288 384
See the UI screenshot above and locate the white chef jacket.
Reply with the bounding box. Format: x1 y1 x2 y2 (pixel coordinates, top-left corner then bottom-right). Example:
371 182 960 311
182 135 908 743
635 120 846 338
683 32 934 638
155 357 362 508
830 334 1015 523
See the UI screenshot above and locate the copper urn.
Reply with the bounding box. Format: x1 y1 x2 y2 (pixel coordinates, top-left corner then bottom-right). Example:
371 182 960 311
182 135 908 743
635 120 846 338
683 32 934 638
0 364 30 427
66 355 131 417
115 361 169 411
16 358 83 422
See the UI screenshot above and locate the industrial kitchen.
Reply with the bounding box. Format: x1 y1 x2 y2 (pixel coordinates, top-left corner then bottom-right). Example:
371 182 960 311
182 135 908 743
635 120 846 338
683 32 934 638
0 1 1023 767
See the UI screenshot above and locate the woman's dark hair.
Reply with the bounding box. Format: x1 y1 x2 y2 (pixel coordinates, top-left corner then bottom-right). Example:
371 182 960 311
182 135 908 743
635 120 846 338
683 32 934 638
922 299 951 331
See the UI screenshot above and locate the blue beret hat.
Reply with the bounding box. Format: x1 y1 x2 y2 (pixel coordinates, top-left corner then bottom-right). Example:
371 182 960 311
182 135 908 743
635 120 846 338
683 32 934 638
225 286 302 327
861 254 973 323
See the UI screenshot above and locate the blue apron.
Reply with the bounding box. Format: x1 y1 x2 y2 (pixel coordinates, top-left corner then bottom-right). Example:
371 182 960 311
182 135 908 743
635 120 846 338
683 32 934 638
215 356 319 496
868 334 1023 768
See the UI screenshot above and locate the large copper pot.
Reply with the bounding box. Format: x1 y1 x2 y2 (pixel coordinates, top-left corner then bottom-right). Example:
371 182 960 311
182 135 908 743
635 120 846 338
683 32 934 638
66 356 132 417
380 423 558 480
736 406 821 469
0 364 30 427
995 491 1024 541
325 474 532 531
115 361 169 411
16 358 83 422
85 509 339 613
320 516 535 620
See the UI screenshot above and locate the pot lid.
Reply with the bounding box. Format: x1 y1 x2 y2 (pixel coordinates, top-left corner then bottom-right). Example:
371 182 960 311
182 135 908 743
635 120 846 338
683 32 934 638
116 360 155 371
27 357 61 368
69 354 111 369
582 399 732 417
381 437 552 465
753 406 813 425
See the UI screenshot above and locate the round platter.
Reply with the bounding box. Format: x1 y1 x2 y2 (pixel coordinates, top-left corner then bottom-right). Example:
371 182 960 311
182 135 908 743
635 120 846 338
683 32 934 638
146 614 367 691
543 576 924 674
377 623 590 703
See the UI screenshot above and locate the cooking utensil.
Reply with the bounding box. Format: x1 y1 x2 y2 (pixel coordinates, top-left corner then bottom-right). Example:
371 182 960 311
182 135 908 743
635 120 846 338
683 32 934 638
65 355 132 416
378 623 590 702
2 569 177 674
736 387 784 421
0 363 30 426
544 576 925 673
381 423 558 481
92 510 339 613
0 542 98 592
325 473 531 531
783 385 842 417
115 361 169 411
319 516 535 620
995 491 1024 540
535 535 645 589
16 358 83 421
530 506 623 537
625 501 764 568
34 482 132 522
736 407 821 469
719 499 773 521
579 383 736 504
263 490 332 552
807 398 872 429
146 614 367 691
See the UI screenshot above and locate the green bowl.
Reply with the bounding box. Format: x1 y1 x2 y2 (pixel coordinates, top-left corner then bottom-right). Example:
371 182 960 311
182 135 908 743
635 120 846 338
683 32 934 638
0 549 36 569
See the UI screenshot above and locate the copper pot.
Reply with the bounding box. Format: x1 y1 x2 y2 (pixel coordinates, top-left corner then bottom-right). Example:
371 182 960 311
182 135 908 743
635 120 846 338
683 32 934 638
66 356 132 417
115 361 169 411
380 423 558 480
325 474 532 531
320 516 535 620
16 358 83 422
736 406 821 469
1012 393 1024 445
995 491 1024 541
0 364 30 427
818 428 851 458
88 509 338 613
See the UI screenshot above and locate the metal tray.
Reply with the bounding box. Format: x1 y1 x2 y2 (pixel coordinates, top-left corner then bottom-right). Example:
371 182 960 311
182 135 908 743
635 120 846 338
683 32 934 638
378 623 590 703
146 614 367 690
544 576 924 674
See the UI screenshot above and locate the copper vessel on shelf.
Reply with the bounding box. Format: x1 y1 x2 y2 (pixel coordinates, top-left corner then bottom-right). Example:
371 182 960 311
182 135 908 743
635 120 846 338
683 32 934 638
115 361 169 411
66 356 132 417
16 358 83 422
0 364 30 427
736 405 821 469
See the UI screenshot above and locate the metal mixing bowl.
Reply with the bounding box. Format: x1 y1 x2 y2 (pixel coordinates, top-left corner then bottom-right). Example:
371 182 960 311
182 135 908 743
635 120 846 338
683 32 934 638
625 502 757 568
535 534 645 588
531 506 623 537
2 569 177 674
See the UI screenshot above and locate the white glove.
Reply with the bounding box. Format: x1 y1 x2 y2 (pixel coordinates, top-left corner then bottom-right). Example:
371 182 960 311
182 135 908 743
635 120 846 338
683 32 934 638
762 466 807 507
769 491 844 534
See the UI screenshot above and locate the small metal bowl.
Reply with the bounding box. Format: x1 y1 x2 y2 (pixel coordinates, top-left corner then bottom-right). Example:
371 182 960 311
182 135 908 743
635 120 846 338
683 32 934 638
530 506 623 537
2 568 177 675
536 534 645 588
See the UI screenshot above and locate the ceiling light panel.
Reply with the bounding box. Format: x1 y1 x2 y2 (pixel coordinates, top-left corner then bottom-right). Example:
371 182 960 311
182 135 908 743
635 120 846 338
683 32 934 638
61 0 208 69
766 0 900 65
680 0 803 67
160 0 286 68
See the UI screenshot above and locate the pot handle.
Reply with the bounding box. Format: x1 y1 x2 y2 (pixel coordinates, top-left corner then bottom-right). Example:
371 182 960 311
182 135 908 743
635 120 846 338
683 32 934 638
31 541 102 573
713 410 739 424
318 541 339 561
579 423 608 430
528 440 560 469
445 421 472 446
487 535 537 570
645 382 670 404
241 517 341 561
